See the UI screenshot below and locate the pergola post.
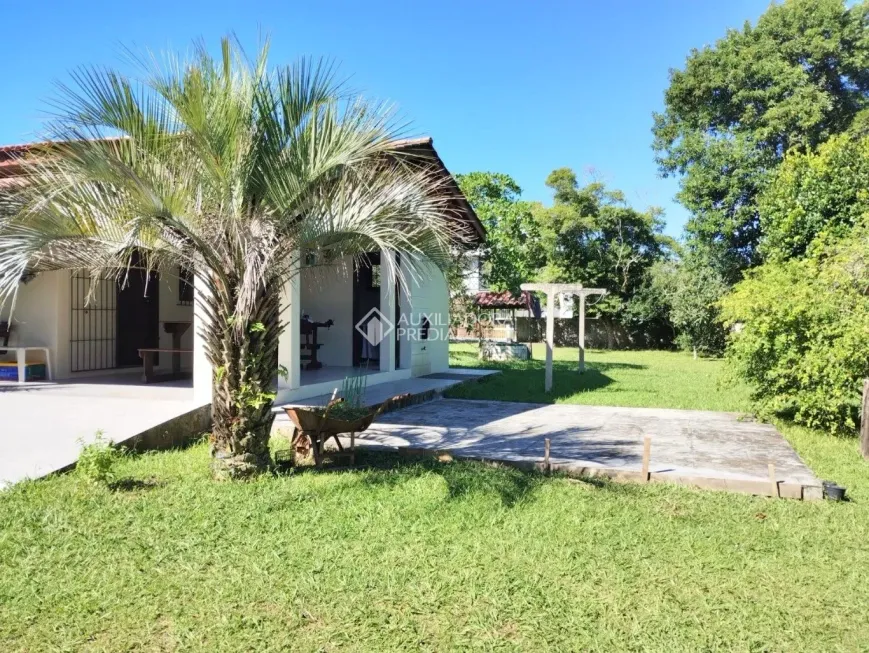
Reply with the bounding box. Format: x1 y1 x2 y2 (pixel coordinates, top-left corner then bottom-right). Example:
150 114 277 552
578 293 586 374
545 291 554 392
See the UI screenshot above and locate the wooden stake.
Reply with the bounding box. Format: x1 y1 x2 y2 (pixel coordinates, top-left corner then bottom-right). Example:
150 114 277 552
861 378 869 461
350 431 355 467
544 438 551 472
768 463 779 498
641 436 651 483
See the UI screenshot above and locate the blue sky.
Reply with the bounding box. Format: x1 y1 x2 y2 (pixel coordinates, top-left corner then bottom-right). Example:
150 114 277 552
0 0 767 238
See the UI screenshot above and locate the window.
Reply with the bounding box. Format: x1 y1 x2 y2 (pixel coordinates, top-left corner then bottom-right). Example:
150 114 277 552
178 266 194 306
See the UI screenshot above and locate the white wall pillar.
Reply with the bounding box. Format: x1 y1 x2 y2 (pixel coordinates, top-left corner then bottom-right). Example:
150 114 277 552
379 249 396 373
278 253 301 390
192 270 213 405
398 263 412 370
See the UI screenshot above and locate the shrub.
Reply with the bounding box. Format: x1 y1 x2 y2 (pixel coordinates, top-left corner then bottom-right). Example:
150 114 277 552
721 223 869 435
77 431 123 485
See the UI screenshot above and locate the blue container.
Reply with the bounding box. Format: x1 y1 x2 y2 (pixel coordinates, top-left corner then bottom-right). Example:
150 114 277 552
0 363 47 381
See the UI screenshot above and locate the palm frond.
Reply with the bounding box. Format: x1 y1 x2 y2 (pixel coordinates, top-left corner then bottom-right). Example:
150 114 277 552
0 37 465 327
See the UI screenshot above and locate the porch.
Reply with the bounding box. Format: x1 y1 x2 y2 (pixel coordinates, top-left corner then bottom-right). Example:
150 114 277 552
1 247 453 407
0 265 199 386
275 250 451 404
0 373 200 487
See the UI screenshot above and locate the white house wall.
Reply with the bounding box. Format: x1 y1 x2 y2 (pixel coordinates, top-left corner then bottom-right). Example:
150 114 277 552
2 268 193 380
404 256 450 377
155 268 195 370
0 271 63 370
299 260 354 367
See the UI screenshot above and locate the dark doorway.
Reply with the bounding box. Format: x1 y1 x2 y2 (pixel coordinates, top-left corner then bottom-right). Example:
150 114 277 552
352 252 381 368
116 254 159 367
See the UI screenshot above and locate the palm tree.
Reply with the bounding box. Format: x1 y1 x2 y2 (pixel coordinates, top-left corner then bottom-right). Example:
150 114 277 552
0 38 467 478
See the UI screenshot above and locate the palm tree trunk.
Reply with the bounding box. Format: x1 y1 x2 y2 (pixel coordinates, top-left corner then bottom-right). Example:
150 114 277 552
207 283 282 480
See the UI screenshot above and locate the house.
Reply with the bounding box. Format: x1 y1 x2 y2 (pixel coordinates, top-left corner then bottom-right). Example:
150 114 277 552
0 137 484 405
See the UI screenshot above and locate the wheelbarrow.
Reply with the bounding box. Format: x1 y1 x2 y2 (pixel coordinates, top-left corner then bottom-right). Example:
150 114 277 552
282 392 410 466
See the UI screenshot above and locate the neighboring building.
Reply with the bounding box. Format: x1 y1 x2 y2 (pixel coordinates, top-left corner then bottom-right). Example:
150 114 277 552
0 138 484 404
460 251 484 295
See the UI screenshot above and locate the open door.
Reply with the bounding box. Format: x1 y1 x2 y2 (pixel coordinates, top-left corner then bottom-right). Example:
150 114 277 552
116 253 159 367
352 252 381 368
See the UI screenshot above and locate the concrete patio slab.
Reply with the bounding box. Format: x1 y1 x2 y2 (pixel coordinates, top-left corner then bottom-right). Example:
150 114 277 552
0 374 198 487
351 399 823 500
3 369 497 488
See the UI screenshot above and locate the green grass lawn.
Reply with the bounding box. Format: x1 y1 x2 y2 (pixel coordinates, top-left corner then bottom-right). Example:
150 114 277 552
1 347 868 651
446 342 753 411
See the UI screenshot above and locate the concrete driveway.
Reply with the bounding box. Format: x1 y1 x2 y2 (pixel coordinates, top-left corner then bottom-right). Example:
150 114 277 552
0 376 196 487
357 399 823 500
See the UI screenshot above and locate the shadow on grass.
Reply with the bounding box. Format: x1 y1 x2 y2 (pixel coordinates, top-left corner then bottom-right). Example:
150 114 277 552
277 450 638 507
445 365 626 403
109 476 163 492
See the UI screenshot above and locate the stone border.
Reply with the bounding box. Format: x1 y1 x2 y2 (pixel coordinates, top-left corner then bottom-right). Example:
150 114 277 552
394 447 823 501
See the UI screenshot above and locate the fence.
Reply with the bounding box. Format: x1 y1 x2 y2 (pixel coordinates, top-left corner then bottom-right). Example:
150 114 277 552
515 316 671 350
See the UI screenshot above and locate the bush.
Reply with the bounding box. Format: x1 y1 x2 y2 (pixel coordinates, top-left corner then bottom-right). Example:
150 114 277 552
77 431 123 485
721 224 869 435
760 134 869 261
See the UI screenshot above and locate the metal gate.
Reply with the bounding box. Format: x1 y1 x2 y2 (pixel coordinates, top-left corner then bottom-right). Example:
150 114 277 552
70 271 117 372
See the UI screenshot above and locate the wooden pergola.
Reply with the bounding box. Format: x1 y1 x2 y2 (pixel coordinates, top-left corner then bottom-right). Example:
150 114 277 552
520 283 607 392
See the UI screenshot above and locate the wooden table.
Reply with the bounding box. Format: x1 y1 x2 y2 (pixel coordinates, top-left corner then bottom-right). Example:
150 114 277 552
162 321 192 375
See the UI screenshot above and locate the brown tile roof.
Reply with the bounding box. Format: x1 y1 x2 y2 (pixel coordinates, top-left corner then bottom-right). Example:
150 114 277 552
0 136 486 244
474 290 537 311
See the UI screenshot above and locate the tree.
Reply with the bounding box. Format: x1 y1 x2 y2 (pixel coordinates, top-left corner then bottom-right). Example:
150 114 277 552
760 133 869 260
0 39 463 479
455 172 538 293
654 0 869 277
533 168 671 322
647 255 728 358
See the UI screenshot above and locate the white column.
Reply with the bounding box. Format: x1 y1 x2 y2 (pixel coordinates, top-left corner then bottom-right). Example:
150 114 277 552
379 249 396 373
192 269 213 405
545 291 554 392
578 293 586 374
278 253 301 389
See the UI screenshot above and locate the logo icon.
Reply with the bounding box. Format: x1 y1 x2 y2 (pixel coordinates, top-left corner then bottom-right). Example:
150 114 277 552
355 307 394 346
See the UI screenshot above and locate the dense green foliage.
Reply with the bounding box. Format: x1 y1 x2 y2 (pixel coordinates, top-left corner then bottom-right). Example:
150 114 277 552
534 169 671 317
654 0 869 276
721 223 869 435
653 0 869 430
455 172 538 293
760 134 869 260
3 348 868 651
640 256 728 357
458 168 673 342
